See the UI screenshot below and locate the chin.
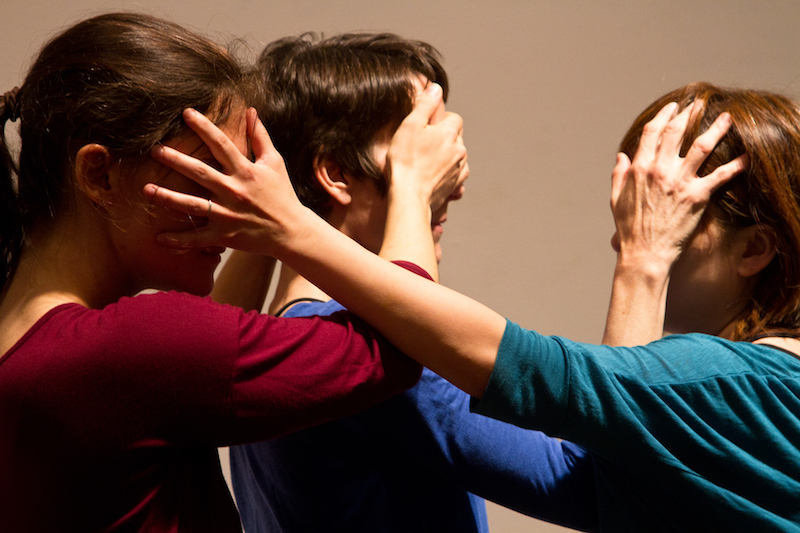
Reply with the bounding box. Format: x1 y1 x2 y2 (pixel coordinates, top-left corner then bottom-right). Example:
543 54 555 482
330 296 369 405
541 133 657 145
183 280 215 297
143 261 218 297
176 268 217 296
170 251 221 295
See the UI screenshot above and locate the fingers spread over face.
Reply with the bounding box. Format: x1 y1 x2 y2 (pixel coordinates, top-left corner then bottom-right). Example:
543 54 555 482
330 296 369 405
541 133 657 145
144 183 222 220
181 108 247 175
150 143 223 196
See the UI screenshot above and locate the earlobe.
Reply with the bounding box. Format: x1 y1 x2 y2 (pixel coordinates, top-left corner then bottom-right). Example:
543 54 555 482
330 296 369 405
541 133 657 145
313 155 352 207
74 144 114 206
738 226 778 278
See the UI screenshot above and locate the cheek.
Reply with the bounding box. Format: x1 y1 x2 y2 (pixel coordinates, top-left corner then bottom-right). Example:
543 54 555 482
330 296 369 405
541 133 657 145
151 206 200 232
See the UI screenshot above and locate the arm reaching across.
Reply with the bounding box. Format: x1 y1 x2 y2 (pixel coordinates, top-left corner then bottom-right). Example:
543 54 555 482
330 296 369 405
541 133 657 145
603 101 747 346
145 91 501 398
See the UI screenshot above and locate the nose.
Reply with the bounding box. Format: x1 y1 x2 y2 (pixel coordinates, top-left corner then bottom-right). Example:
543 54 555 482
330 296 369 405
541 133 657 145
448 160 469 202
610 231 620 253
448 185 465 201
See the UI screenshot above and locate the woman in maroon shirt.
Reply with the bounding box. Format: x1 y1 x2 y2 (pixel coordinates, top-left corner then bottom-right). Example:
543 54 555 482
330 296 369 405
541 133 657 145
0 12 465 533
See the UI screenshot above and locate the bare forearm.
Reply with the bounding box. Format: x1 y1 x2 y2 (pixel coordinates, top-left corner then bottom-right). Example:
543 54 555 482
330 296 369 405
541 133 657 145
211 251 276 312
603 256 670 346
280 212 505 398
379 183 439 282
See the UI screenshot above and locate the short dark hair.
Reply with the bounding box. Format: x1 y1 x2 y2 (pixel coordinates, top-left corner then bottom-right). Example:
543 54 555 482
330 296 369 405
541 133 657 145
253 32 448 215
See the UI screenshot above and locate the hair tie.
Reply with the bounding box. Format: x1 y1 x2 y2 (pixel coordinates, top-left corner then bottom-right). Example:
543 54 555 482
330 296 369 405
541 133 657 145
2 87 21 122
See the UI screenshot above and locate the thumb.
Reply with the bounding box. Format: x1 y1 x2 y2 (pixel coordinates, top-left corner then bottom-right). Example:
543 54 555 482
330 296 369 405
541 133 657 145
610 152 631 207
250 110 282 165
409 83 444 126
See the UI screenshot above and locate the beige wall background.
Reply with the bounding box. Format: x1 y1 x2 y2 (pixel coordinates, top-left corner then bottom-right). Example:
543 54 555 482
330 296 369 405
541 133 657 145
3 1 800 531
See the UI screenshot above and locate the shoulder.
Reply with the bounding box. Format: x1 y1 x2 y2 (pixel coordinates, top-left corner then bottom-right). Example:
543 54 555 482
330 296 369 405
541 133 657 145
6 292 249 418
33 291 247 368
95 291 243 344
111 290 240 320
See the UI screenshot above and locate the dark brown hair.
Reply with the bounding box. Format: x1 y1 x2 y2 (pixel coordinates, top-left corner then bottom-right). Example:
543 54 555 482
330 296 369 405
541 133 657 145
0 12 247 285
619 82 800 340
253 32 449 215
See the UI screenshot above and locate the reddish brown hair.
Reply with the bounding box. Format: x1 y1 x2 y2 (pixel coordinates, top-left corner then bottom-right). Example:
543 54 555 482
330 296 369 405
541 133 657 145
620 82 800 340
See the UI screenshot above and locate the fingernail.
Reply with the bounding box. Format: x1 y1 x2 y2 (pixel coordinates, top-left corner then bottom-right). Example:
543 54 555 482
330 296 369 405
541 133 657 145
426 83 442 96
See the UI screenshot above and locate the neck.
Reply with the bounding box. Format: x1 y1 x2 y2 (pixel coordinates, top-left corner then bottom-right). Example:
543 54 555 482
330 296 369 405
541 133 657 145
0 216 124 355
3 214 125 312
267 210 350 315
267 263 330 315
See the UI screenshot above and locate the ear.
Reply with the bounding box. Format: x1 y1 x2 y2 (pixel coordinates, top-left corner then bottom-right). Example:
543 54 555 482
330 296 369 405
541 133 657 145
737 225 778 278
74 144 114 206
313 154 353 207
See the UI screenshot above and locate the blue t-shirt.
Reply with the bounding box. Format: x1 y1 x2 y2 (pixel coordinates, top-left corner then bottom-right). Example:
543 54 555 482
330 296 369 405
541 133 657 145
231 301 598 533
474 320 800 532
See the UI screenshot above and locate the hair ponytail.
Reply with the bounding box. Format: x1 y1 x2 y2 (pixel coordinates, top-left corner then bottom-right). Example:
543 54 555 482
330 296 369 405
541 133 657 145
0 88 23 286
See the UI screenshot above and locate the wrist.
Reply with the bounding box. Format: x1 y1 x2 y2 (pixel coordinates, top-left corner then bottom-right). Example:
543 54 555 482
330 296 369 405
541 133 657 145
613 249 673 286
388 182 433 212
271 205 329 261
604 257 670 346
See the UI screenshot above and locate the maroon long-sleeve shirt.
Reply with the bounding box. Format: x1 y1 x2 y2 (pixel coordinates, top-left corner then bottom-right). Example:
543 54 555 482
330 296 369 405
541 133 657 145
0 263 426 532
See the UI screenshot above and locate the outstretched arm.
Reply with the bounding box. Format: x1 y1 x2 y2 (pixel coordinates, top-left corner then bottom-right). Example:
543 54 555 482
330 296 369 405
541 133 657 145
146 87 503 398
603 101 747 346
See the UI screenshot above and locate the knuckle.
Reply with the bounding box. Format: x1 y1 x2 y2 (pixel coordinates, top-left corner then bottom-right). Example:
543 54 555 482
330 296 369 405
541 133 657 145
629 160 648 176
692 137 715 154
641 121 660 136
210 129 229 148
652 161 671 180
663 121 682 135
193 164 209 181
